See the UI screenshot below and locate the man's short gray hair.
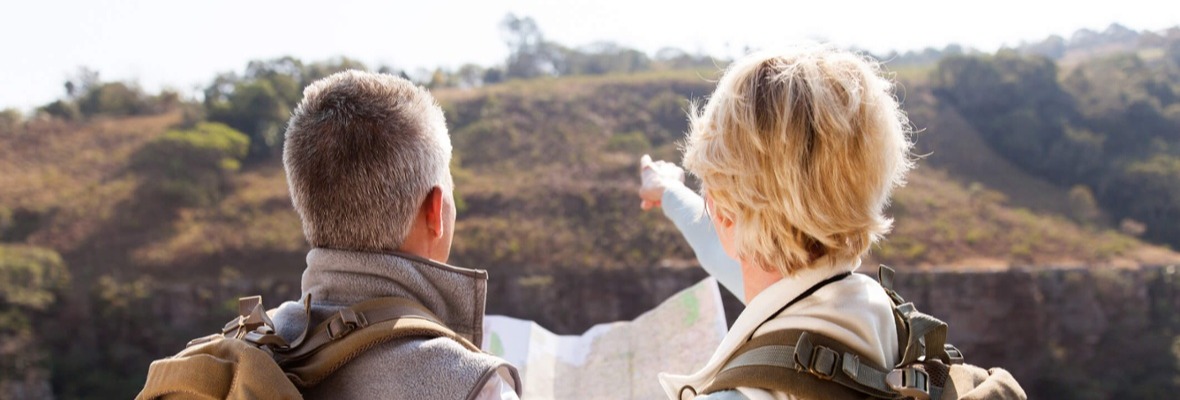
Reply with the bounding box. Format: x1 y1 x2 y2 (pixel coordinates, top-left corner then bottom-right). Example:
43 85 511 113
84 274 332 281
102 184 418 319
283 70 452 252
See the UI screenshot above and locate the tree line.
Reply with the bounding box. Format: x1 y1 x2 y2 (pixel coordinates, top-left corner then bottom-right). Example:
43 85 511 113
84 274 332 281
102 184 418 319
933 32 1180 248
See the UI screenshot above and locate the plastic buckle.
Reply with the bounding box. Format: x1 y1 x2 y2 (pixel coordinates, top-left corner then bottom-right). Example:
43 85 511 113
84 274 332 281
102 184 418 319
887 367 931 400
808 346 840 380
328 309 364 340
944 344 965 364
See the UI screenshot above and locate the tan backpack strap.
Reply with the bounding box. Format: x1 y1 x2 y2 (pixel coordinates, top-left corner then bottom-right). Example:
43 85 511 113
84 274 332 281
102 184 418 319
700 330 893 399
878 265 905 305
187 295 292 350
700 329 952 400
878 265 964 368
275 297 479 388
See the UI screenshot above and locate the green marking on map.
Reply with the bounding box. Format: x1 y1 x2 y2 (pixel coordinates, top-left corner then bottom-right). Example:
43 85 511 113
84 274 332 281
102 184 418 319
678 291 700 326
491 332 505 356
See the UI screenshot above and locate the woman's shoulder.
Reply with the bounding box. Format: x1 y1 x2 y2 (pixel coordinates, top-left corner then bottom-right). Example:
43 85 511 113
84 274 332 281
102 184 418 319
754 270 900 368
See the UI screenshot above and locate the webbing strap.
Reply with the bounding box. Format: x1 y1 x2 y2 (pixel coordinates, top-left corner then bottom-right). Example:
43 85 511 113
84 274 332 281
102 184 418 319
878 265 905 305
276 296 476 364
183 294 483 392
723 345 796 370
708 330 901 399
879 265 957 367
897 303 951 366
281 317 474 388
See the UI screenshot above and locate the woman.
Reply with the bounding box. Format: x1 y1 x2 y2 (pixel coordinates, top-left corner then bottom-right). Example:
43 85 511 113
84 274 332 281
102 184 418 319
641 46 1024 399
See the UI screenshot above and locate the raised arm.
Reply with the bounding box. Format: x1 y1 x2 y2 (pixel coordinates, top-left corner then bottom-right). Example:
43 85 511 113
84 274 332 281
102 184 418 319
640 155 745 302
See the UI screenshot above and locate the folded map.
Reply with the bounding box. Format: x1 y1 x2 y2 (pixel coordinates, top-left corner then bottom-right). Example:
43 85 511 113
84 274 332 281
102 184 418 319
483 278 727 399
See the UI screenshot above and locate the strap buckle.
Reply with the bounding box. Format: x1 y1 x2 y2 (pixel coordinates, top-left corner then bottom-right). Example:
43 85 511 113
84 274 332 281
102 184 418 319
887 367 931 400
328 309 366 340
944 344 965 364
807 346 840 380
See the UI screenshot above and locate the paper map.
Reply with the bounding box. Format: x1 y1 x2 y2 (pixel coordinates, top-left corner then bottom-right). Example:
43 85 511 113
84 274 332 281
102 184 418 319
482 278 727 399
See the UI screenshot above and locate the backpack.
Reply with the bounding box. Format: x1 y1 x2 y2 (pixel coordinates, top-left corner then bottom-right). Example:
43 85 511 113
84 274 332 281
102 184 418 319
697 266 1026 400
136 294 485 400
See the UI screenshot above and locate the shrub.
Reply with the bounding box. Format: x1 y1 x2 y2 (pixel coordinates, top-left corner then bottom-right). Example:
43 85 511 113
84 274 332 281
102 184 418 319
37 100 81 121
79 82 150 117
131 122 249 206
0 108 22 135
0 245 69 312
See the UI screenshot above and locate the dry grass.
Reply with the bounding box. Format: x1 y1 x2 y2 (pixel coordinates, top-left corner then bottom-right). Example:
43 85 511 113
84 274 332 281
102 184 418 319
873 168 1179 269
3 73 1178 282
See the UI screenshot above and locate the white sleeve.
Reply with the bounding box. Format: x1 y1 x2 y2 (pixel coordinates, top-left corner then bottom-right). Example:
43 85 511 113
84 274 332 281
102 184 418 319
472 366 521 400
660 182 746 302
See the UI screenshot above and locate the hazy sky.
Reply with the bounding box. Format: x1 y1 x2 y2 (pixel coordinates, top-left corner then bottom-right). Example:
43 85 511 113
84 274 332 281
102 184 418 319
4 0 1178 111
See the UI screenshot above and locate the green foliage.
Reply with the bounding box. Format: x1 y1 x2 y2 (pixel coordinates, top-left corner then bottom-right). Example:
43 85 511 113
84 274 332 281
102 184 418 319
0 245 69 392
0 245 69 313
37 100 81 121
204 56 370 161
561 42 652 75
131 122 249 207
1066 185 1102 226
500 14 563 79
0 108 22 135
78 82 151 117
31 67 176 121
934 44 1180 248
498 14 656 81
206 79 287 160
606 131 651 153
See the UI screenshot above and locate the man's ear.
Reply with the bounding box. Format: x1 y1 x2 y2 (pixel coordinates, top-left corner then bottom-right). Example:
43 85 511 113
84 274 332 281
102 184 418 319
421 186 444 238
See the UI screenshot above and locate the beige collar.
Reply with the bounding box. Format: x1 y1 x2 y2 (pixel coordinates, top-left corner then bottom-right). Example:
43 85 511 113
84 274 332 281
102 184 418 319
659 257 867 398
299 248 489 346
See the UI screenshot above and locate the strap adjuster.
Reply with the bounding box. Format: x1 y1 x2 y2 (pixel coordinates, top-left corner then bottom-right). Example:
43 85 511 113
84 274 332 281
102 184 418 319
887 367 931 400
328 309 366 340
944 344 965 364
808 346 840 380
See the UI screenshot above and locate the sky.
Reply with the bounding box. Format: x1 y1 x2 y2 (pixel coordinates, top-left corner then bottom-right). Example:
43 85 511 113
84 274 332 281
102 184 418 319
3 0 1178 111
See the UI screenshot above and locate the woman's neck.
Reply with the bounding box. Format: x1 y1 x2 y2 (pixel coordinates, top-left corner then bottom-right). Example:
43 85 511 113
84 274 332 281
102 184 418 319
741 261 784 303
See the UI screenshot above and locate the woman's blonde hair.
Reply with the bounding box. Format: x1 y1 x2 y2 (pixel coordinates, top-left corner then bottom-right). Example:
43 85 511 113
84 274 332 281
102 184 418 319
683 45 913 276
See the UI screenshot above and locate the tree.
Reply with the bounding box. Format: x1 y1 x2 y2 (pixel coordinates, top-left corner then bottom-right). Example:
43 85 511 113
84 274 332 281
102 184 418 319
0 245 70 400
78 82 150 117
131 122 249 206
455 64 485 88
561 42 651 75
500 14 563 79
64 67 100 100
204 56 372 162
37 100 80 121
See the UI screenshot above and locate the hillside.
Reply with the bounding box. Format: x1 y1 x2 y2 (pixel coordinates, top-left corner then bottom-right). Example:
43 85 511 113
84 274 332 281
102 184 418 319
4 72 1172 280
3 68 1179 399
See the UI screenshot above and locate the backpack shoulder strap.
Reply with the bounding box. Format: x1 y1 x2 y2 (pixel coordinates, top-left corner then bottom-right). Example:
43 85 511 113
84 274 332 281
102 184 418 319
274 296 482 388
701 329 952 400
878 265 964 367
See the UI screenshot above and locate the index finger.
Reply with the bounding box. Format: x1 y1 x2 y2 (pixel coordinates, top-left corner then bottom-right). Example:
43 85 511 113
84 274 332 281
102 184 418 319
640 154 654 171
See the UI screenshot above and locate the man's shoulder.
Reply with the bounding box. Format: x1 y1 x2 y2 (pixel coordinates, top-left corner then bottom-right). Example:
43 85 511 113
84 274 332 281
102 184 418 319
303 336 513 399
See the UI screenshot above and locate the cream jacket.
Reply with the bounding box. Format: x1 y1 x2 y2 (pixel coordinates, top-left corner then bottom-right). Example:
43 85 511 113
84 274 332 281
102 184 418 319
659 258 900 400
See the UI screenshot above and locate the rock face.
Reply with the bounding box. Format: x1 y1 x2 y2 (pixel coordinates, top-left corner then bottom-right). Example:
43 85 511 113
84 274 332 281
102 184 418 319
894 266 1180 399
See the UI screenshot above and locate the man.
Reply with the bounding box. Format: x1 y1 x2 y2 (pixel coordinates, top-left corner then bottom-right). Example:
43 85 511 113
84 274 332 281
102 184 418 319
268 70 521 399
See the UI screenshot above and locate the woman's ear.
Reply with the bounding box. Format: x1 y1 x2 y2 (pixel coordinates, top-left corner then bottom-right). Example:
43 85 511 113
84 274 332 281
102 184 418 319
706 195 735 229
